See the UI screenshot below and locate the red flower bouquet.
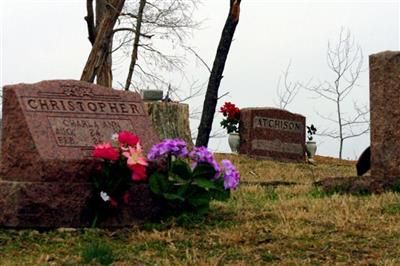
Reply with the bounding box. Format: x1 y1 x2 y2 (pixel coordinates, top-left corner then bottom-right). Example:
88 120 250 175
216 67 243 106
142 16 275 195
220 102 240 133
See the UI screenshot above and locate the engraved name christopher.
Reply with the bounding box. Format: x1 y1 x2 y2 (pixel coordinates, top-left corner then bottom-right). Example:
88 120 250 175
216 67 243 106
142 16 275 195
253 116 303 133
23 98 142 115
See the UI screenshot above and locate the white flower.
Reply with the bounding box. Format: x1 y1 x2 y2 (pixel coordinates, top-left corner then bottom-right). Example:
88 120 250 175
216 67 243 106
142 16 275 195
111 133 118 141
100 191 110 202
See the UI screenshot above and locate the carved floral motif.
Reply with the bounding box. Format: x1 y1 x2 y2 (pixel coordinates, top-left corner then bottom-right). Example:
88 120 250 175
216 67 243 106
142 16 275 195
62 85 94 97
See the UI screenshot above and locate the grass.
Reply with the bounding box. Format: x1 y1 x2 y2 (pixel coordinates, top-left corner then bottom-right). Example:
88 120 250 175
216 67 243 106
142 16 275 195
1 154 400 265
81 241 114 265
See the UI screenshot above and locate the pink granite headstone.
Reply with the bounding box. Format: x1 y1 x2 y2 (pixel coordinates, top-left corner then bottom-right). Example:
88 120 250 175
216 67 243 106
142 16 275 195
0 80 160 227
239 108 306 162
369 51 400 179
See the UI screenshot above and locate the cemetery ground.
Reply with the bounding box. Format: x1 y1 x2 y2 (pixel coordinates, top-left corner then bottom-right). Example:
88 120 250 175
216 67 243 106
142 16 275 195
1 154 399 265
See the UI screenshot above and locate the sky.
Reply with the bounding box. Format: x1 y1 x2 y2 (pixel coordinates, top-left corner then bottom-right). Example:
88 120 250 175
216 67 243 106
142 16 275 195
1 0 399 159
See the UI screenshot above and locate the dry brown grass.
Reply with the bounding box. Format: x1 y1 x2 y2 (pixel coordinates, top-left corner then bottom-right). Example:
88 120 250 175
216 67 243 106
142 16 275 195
215 153 356 183
1 155 399 265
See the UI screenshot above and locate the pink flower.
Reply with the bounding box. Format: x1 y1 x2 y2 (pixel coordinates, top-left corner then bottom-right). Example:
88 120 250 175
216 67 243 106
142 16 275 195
118 131 139 147
122 145 148 168
122 144 148 181
92 143 119 161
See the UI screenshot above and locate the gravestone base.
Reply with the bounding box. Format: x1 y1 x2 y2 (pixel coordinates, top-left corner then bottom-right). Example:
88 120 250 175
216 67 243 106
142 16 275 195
0 181 160 228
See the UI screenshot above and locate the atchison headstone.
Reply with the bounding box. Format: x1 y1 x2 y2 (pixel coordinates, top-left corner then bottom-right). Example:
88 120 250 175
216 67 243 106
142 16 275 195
0 80 160 227
239 107 306 162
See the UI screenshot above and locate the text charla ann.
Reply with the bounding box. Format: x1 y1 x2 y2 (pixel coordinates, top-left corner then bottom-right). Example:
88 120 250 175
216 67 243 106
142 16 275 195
23 98 142 114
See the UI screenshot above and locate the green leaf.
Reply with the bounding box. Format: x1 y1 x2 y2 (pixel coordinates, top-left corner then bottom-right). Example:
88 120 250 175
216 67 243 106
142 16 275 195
171 160 192 180
149 172 170 195
192 164 216 180
163 193 185 202
210 189 230 201
168 173 189 185
206 178 230 201
187 193 210 207
194 177 216 190
213 178 226 191
177 184 190 197
195 203 210 215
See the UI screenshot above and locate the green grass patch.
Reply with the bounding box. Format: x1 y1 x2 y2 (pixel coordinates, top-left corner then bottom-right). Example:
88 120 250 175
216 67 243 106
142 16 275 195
307 186 329 198
260 250 279 262
382 202 400 214
81 241 114 265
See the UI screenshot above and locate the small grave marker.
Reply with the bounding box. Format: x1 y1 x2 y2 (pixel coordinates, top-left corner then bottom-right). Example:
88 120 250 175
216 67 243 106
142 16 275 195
239 107 306 162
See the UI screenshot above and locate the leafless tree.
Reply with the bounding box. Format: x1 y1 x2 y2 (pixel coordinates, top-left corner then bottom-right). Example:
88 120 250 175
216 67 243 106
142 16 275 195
274 60 300 110
196 0 241 147
114 0 201 91
82 0 201 92
303 28 369 159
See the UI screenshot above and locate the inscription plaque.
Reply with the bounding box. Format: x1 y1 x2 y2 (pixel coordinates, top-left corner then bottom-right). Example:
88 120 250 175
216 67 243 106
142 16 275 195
48 117 134 147
251 139 303 155
239 107 306 162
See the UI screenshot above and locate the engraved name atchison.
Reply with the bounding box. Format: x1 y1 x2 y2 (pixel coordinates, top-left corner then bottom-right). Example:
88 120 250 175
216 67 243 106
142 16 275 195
253 116 303 133
251 139 303 155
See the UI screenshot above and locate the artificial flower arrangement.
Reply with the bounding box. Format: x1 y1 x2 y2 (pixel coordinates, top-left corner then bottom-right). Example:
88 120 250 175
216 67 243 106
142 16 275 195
90 131 148 226
147 139 240 215
90 131 240 225
220 102 240 134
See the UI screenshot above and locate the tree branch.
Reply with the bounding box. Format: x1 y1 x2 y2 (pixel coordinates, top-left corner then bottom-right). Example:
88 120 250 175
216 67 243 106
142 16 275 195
125 0 147 90
84 0 96 44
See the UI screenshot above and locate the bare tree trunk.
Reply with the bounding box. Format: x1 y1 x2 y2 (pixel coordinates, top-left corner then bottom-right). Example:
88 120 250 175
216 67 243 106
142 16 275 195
81 0 125 84
96 0 113 87
124 0 146 91
195 0 241 147
337 96 343 159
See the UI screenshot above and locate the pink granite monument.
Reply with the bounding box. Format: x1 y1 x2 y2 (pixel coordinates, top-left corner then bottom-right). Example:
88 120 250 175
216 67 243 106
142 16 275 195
239 107 306 162
0 80 160 227
369 51 400 180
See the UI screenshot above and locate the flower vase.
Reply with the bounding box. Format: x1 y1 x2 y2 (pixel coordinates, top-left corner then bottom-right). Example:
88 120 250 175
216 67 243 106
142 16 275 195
306 141 317 160
228 133 240 153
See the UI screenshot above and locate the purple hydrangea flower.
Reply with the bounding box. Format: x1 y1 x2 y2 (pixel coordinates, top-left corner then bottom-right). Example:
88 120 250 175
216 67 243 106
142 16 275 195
221 159 240 190
147 139 188 160
189 146 221 178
